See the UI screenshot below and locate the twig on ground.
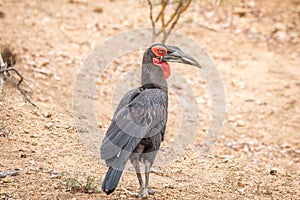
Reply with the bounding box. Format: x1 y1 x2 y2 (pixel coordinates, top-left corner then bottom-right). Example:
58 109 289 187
0 171 20 178
120 186 138 196
198 24 224 32
150 167 164 175
0 54 36 107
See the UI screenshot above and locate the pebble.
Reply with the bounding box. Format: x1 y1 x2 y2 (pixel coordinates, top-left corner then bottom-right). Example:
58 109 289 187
51 132 59 136
24 129 30 134
238 187 246 194
3 176 12 183
43 111 52 118
228 116 236 122
44 122 52 129
270 169 277 176
233 119 245 127
93 6 103 13
50 172 62 179
29 160 35 165
0 11 5 18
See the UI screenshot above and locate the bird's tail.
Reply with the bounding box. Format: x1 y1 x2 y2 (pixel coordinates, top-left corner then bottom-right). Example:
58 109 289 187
102 167 123 195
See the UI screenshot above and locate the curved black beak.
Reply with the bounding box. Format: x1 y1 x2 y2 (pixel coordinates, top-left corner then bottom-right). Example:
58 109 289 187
162 45 201 68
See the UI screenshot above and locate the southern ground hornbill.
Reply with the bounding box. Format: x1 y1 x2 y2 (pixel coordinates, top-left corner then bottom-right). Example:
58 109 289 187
101 43 200 197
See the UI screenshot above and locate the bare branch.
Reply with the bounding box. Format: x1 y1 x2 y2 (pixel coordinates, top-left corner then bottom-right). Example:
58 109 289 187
154 0 169 22
0 65 37 107
147 0 156 42
148 0 193 43
162 0 192 43
171 0 193 30
164 0 183 28
160 0 169 28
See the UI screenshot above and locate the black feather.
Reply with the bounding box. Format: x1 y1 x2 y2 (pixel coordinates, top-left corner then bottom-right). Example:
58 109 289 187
101 86 168 193
102 167 123 195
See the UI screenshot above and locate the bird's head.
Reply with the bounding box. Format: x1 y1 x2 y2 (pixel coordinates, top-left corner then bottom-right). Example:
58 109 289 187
143 43 201 79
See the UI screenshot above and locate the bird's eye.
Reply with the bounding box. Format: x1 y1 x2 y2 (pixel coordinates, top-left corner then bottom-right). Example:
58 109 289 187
158 49 164 54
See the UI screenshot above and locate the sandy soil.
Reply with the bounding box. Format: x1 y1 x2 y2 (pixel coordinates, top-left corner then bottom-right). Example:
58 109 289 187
0 0 299 199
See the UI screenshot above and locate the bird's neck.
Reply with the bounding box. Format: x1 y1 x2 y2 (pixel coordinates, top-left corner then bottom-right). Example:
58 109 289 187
141 63 168 92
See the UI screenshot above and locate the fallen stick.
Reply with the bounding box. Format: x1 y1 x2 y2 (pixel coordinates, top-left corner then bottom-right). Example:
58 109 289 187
0 171 20 178
0 54 36 107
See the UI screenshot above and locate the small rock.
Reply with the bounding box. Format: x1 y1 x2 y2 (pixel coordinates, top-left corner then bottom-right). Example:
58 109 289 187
238 187 245 194
42 17 51 24
24 129 30 134
270 169 277 176
220 155 235 163
31 142 38 146
120 194 126 198
33 67 52 76
54 183 62 189
247 0 255 7
164 184 175 189
281 142 291 148
50 172 62 179
178 182 185 187
26 60 36 67
20 154 27 158
233 8 248 17
29 160 35 165
262 189 272 195
43 111 52 118
150 168 164 175
51 132 59 136
44 122 52 129
244 99 254 102
0 128 10 137
93 6 103 13
197 97 206 104
256 100 267 106
3 176 12 183
243 145 249 152
276 31 287 42
238 181 245 187
234 119 245 127
274 23 286 31
228 116 236 122
0 11 5 18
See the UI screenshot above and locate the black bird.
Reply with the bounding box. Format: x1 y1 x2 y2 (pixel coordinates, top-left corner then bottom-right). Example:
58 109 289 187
101 43 200 198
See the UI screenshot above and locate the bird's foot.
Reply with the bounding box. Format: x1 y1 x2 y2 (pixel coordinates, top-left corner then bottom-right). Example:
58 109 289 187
138 187 156 198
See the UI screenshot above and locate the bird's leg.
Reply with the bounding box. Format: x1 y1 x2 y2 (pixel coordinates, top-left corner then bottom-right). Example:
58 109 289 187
131 159 145 197
144 160 156 196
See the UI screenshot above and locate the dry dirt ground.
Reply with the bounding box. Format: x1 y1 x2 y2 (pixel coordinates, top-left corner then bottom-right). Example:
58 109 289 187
1 0 300 199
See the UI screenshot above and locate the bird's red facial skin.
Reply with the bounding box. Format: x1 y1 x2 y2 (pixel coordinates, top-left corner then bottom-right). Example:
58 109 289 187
151 46 170 79
151 46 167 57
153 58 171 79
160 61 171 79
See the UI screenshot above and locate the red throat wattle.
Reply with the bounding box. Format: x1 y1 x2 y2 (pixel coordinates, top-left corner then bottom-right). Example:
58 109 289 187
153 58 171 79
